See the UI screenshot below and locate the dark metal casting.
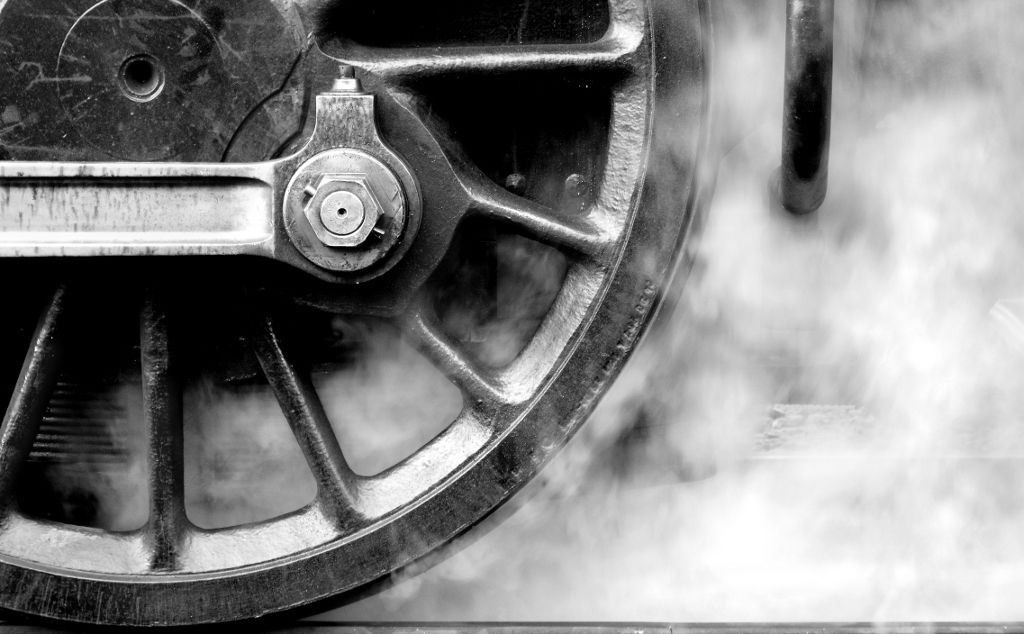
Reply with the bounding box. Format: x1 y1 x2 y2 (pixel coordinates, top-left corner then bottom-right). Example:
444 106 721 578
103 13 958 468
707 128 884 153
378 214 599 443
251 312 361 526
777 0 834 215
0 0 307 163
141 291 186 571
0 287 68 507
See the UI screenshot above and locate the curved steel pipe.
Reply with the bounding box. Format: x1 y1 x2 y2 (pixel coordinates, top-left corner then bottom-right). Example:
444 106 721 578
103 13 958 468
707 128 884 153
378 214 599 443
778 0 834 215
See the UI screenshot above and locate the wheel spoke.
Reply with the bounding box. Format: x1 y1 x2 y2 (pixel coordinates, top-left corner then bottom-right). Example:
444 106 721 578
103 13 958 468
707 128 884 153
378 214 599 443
0 286 68 509
335 32 642 84
382 90 615 261
250 313 360 526
141 292 187 571
467 181 613 260
404 311 510 406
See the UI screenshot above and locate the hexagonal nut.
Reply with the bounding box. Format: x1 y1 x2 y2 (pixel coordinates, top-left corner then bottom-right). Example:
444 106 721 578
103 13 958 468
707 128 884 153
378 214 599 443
303 174 383 248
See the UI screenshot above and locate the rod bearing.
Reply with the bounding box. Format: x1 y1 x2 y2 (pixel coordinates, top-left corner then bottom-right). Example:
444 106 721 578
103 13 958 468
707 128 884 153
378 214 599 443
285 149 410 274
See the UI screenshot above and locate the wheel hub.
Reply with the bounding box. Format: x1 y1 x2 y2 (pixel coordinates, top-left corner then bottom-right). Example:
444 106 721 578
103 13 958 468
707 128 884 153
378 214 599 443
287 139 415 273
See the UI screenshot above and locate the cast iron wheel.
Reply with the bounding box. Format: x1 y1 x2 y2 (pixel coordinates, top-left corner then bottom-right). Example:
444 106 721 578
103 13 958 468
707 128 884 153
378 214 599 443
0 0 710 625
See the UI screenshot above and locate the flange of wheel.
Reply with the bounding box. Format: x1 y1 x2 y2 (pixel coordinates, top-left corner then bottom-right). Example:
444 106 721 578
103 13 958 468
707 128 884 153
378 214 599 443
285 149 411 274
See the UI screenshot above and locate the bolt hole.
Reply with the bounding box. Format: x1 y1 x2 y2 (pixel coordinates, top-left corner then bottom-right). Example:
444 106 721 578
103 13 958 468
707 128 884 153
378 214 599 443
119 55 165 103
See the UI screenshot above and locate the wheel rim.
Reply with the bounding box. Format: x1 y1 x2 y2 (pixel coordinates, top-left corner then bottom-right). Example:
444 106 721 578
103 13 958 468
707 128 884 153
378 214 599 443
0 0 710 625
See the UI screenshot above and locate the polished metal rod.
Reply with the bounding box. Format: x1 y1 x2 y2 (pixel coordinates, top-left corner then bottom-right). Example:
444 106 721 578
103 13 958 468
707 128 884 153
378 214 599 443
778 0 834 215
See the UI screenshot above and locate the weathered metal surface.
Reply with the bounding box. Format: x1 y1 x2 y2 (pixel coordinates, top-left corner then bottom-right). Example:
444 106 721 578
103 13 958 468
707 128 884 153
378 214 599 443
0 0 308 162
251 312 361 526
0 168 274 253
0 0 711 625
0 56 611 312
286 142 413 273
777 0 834 215
0 81 423 285
0 287 68 506
141 291 187 571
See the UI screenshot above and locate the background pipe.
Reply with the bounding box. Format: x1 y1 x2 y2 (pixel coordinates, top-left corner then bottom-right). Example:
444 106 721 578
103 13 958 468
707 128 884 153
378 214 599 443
777 0 834 215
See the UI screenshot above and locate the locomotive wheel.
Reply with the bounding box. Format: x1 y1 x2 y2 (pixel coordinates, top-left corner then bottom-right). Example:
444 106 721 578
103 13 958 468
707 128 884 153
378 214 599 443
0 0 709 626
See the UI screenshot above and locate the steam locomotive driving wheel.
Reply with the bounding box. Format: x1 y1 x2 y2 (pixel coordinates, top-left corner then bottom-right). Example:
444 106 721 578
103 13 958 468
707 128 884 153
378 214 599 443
0 0 708 626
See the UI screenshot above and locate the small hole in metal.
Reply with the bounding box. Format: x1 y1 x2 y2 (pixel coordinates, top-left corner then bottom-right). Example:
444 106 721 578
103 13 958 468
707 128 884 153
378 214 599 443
119 55 165 103
337 208 348 216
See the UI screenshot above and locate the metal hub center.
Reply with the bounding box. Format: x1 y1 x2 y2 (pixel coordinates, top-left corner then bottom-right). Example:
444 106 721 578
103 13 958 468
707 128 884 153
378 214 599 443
285 140 415 276
320 191 366 235
118 54 165 103
275 70 421 280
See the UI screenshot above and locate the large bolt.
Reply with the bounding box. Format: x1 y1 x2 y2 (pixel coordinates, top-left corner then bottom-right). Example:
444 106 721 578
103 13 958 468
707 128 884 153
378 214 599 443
302 174 384 249
331 64 363 93
286 148 412 275
319 191 367 236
